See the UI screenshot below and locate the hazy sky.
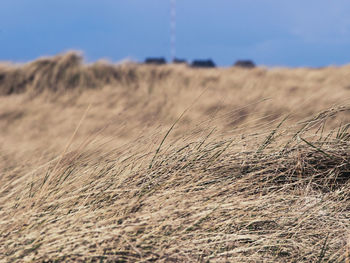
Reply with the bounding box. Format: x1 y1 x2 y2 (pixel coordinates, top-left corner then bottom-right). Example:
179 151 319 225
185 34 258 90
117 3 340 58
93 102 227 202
1 0 350 67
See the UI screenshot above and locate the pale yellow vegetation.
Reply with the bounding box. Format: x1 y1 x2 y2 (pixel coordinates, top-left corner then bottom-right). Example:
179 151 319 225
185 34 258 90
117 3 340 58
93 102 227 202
1 52 350 261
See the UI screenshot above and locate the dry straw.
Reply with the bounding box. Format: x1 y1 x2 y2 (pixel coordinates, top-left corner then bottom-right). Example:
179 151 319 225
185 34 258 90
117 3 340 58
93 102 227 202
2 53 350 261
1 105 350 261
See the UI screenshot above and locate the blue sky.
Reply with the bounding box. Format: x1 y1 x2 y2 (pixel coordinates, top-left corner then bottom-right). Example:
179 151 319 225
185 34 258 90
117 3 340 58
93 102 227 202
1 0 350 67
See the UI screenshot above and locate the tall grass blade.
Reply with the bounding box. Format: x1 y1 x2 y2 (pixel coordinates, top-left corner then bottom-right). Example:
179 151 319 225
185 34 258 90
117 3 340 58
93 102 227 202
257 115 289 153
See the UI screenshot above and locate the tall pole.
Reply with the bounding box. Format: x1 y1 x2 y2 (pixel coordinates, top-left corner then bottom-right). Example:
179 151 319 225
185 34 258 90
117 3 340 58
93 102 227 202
170 0 176 62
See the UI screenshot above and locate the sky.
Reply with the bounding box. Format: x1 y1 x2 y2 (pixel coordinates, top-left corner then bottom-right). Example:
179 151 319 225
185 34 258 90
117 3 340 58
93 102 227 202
1 0 350 67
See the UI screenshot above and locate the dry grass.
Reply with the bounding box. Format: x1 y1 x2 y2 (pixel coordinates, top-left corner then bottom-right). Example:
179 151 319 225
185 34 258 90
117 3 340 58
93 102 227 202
1 52 350 262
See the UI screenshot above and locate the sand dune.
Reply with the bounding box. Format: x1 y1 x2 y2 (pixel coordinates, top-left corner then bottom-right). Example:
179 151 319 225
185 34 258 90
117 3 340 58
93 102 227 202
1 53 350 261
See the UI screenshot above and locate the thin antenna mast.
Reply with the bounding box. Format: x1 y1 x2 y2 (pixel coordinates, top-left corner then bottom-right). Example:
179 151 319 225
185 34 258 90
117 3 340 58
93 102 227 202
170 0 176 61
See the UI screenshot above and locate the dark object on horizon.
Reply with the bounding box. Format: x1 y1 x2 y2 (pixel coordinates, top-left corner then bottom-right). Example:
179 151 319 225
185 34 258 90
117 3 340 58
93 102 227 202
234 60 256 68
144 57 167 65
191 59 216 68
173 58 187 64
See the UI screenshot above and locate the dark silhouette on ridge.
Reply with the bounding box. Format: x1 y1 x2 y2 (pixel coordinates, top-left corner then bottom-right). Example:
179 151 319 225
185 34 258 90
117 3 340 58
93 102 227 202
234 60 256 68
144 57 167 65
191 59 216 68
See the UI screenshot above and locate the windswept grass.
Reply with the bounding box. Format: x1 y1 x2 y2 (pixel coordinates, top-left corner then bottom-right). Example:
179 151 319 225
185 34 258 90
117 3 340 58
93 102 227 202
2 106 350 262
1 53 350 261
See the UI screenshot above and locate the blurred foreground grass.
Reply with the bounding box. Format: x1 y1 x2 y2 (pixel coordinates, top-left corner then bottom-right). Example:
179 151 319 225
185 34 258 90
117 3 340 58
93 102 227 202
1 53 350 261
